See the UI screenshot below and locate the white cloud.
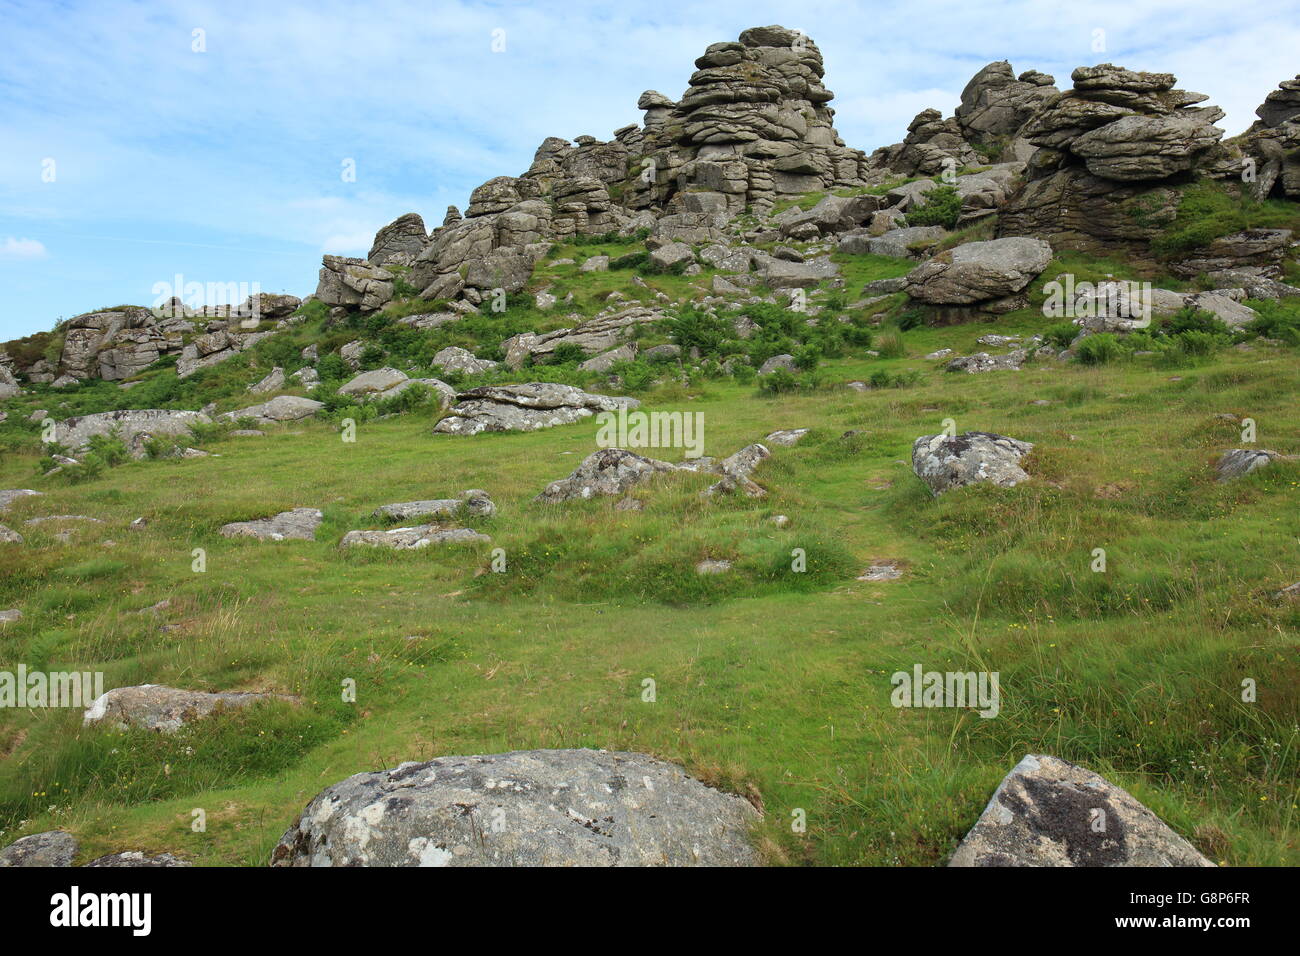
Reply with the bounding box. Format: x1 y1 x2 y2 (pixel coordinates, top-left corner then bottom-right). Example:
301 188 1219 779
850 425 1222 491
0 237 47 259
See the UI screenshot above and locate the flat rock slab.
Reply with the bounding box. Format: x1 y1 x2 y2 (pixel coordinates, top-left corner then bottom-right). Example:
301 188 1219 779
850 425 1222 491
340 526 490 550
53 409 211 459
0 489 42 511
225 395 324 424
1216 448 1289 481
764 428 809 447
904 237 1052 305
220 508 322 541
912 432 1033 496
270 748 760 867
0 830 78 867
83 684 292 733
434 383 639 435
84 851 190 867
949 754 1214 867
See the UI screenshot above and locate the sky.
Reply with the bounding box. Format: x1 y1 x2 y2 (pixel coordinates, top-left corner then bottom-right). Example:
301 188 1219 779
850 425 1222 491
1 0 1297 340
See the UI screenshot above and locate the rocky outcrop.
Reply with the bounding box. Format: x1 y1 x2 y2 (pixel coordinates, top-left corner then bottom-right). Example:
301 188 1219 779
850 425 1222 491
999 65 1228 260
270 749 760 866
501 307 664 369
367 212 428 265
219 508 323 541
950 754 1213 867
57 306 193 382
177 327 274 378
912 432 1033 495
1240 75 1300 201
53 408 211 459
83 684 291 732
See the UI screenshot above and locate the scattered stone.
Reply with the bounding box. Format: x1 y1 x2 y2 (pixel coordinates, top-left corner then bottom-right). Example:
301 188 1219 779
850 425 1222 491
946 349 1029 373
696 559 733 575
0 609 20 624
219 508 322 541
764 428 809 447
0 524 22 544
1215 448 1286 482
858 564 903 581
432 347 499 376
340 526 490 550
270 749 760 867
84 851 191 867
949 754 1214 867
705 443 771 498
374 490 496 521
536 448 680 502
248 367 285 394
83 684 293 733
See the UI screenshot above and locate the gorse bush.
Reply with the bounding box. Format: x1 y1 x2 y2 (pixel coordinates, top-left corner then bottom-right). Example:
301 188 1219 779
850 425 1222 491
904 184 962 229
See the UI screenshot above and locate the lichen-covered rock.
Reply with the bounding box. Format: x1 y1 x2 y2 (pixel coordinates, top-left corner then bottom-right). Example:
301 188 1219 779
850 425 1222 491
949 754 1214 867
83 684 291 733
223 395 324 425
315 255 395 312
54 409 211 459
374 490 495 521
0 489 41 511
912 431 1033 495
84 851 191 867
339 526 489 549
431 346 499 376
1215 448 1287 481
270 749 760 867
337 366 409 397
367 212 428 264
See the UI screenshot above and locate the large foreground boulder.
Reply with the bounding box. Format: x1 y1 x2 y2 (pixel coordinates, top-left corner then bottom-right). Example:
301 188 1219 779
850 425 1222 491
83 684 291 733
434 383 638 435
950 754 1214 867
270 749 760 867
912 432 1033 495
0 831 78 867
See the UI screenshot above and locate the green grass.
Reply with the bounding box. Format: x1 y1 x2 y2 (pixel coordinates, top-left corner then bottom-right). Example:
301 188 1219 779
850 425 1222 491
1 320 1297 865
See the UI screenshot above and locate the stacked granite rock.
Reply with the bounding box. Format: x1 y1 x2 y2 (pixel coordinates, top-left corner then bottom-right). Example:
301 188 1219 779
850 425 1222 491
997 64 1229 260
1239 75 1300 200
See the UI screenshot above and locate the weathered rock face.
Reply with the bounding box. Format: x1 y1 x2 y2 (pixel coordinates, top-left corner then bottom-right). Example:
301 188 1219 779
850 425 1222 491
536 448 681 502
431 346 499 375
270 749 760 867
1239 75 1300 200
1000 64 1227 259
912 432 1033 495
904 237 1052 307
955 62 1059 148
177 327 274 378
219 508 322 541
83 684 290 733
367 212 427 265
0 831 78 867
434 383 639 435
54 409 211 459
54 305 195 382
950 754 1214 867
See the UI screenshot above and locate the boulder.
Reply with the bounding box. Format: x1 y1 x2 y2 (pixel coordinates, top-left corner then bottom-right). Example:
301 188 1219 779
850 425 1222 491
84 851 191 868
337 367 409 397
219 508 323 541
904 237 1052 306
224 395 324 425
1215 448 1286 481
0 524 22 544
912 431 1033 495
431 347 499 376
950 754 1214 867
270 748 760 867
248 366 285 394
83 684 291 733
315 255 395 312
704 443 771 497
946 349 1030 373
434 384 639 435
0 489 41 511
367 212 427 265
536 448 680 502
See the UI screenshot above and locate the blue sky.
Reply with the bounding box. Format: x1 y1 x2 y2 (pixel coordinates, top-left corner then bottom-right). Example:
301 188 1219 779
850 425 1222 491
1 0 1297 339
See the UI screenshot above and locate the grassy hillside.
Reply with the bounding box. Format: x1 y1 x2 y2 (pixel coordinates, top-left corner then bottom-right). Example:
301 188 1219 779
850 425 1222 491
1 239 1298 866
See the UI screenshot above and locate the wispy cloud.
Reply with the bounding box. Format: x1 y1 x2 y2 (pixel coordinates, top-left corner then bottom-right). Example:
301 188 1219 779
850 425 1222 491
1 0 1297 337
0 237 47 259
